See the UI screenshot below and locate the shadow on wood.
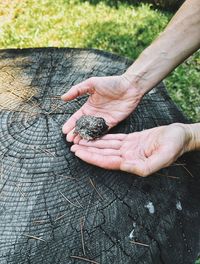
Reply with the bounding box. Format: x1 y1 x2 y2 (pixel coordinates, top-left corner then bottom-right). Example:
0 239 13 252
0 48 199 264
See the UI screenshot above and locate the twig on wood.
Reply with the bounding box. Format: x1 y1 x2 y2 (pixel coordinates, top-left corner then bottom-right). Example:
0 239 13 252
36 146 56 157
59 191 81 208
54 213 68 222
33 220 49 224
45 96 61 99
48 102 66 114
89 178 103 200
170 162 194 177
0 153 5 180
80 217 86 256
75 198 84 209
38 146 56 157
70 256 99 264
29 145 56 157
171 162 186 166
23 234 46 242
10 90 28 100
9 86 35 101
182 165 194 177
156 172 180 179
130 240 150 247
53 173 76 181
15 183 27 199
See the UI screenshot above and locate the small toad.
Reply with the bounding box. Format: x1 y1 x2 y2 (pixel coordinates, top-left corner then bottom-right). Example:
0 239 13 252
74 115 109 140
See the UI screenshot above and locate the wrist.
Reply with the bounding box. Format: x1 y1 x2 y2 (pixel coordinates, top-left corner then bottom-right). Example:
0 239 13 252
122 47 172 96
184 123 200 152
172 123 200 153
121 71 147 97
120 74 145 99
122 51 152 96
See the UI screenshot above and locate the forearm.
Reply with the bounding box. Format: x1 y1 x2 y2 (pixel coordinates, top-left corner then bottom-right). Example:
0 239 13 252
123 0 200 95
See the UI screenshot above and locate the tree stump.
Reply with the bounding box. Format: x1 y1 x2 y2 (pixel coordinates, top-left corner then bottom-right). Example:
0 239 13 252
0 48 199 264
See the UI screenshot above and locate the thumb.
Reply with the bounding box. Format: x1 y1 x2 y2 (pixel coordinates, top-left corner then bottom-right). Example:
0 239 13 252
121 149 174 177
143 150 174 176
61 78 95 101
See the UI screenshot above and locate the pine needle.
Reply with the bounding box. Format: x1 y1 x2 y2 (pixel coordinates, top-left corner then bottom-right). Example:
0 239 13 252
59 191 81 208
70 256 99 264
80 217 86 256
130 240 150 247
89 178 103 200
23 234 46 242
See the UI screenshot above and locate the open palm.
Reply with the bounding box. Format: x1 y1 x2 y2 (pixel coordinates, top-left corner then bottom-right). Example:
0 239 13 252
61 75 142 142
70 124 189 176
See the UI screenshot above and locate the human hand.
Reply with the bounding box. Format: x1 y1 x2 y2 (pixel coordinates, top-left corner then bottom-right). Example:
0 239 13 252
70 123 192 176
61 75 143 142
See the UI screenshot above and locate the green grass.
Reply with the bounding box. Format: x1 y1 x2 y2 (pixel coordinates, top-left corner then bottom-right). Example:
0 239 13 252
0 0 199 121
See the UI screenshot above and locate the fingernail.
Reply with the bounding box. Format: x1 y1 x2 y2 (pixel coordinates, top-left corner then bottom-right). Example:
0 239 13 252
70 146 75 152
61 94 66 101
66 135 72 142
62 124 68 134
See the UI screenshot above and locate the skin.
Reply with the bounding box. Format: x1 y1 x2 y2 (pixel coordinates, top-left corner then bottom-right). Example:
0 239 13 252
62 75 142 143
62 0 200 176
70 123 200 177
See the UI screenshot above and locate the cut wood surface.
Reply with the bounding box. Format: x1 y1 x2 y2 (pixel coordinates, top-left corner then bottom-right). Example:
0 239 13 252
0 48 199 264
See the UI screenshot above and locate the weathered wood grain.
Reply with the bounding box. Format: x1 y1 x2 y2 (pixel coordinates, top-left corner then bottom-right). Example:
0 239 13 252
0 48 199 264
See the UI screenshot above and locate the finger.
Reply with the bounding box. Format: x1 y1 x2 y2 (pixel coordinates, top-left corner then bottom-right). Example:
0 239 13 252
144 150 173 175
61 79 95 101
71 144 121 156
62 109 83 134
66 128 76 142
78 139 123 150
100 133 127 141
74 149 122 170
120 159 147 176
121 150 172 177
73 134 82 144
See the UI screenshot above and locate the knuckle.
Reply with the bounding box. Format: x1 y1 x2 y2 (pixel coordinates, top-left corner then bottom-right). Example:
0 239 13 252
140 171 149 177
138 166 150 177
88 77 96 83
76 87 82 96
